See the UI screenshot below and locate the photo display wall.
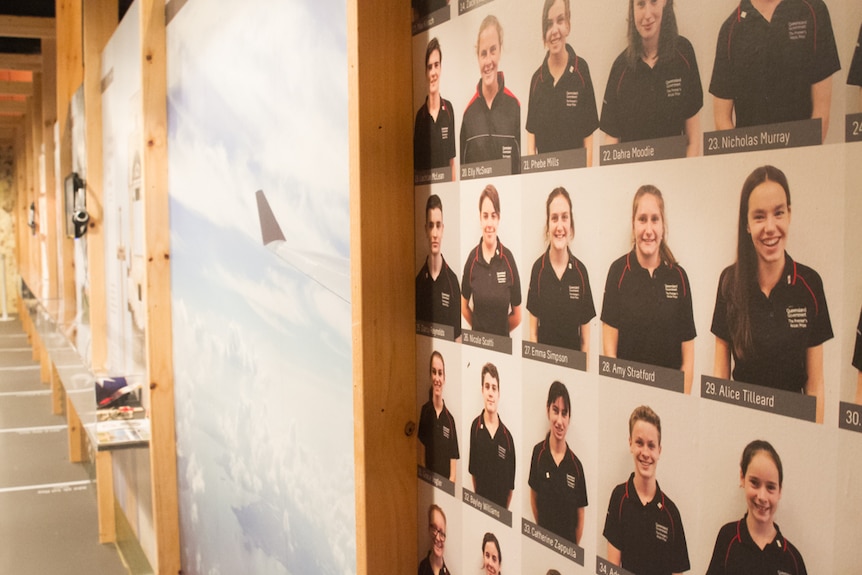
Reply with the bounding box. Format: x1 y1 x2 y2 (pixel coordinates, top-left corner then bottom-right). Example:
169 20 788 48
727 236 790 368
412 1 862 574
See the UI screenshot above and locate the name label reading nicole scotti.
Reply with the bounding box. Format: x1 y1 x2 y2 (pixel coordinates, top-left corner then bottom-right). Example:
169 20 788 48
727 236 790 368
522 519 584 565
701 375 815 422
462 329 512 355
599 356 684 393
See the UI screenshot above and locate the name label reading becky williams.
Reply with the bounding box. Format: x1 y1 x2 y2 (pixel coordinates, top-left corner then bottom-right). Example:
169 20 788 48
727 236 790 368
701 375 815 422
462 329 512 355
463 488 512 527
522 341 586 371
599 355 684 393
522 519 584 565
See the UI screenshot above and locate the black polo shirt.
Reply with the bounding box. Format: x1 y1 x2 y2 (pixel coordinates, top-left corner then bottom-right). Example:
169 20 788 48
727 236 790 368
849 23 862 87
528 434 588 543
603 473 690 575
414 97 456 171
854 307 862 371
526 44 599 153
527 248 596 350
709 0 840 128
418 400 460 478
600 36 702 142
706 516 807 575
460 72 521 174
418 553 451 575
462 239 522 337
468 410 515 508
601 251 696 370
711 254 833 393
416 255 462 340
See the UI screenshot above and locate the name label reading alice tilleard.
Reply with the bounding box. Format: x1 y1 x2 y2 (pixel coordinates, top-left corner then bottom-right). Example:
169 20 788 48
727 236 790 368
599 135 686 166
462 488 512 527
418 465 456 497
522 341 586 371
521 149 586 173
463 329 512 355
412 5 451 35
416 320 455 341
595 556 636 575
701 375 816 422
704 119 820 155
522 519 584 565
599 355 684 393
839 402 862 434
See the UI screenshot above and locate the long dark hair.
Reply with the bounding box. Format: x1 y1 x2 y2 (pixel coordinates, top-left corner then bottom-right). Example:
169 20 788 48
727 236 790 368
625 0 679 68
720 166 791 359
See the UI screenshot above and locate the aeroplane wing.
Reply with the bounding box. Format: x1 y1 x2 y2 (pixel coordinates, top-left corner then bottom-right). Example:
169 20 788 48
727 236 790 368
255 190 351 303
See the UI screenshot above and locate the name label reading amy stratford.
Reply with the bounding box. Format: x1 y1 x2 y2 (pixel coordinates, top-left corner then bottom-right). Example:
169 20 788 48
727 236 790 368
463 488 512 527
459 0 494 15
418 465 456 497
521 149 586 173
599 356 684 393
522 341 586 371
463 329 512 355
416 320 455 342
522 519 584 565
596 556 635 575
411 5 451 35
846 113 862 143
461 159 511 180
701 375 815 422
704 119 820 155
599 135 686 166
839 402 862 434
414 167 453 186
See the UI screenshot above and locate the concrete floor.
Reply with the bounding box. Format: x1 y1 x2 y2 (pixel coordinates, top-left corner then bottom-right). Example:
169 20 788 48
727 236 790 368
0 316 129 575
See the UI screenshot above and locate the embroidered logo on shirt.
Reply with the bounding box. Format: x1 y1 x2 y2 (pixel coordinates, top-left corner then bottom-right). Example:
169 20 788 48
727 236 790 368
665 78 682 98
665 283 679 299
787 20 808 41
566 91 579 107
786 306 808 329
497 445 507 459
566 473 576 489
501 145 512 158
443 425 450 439
441 126 449 140
497 271 507 284
441 292 450 308
655 522 669 542
569 285 580 300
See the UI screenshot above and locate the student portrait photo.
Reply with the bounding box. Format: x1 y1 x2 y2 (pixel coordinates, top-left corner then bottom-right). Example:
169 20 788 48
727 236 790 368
414 38 456 179
527 187 595 354
603 405 690 575
600 0 703 156
417 194 462 341
525 0 599 164
711 165 833 422
480 532 502 575
418 350 460 482
709 0 841 142
460 15 521 174
601 185 696 393
528 381 588 545
418 504 452 575
461 185 522 338
706 440 807 575
468 362 515 509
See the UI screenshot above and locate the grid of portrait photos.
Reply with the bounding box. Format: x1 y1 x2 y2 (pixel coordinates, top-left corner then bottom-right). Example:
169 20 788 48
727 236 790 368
412 0 862 574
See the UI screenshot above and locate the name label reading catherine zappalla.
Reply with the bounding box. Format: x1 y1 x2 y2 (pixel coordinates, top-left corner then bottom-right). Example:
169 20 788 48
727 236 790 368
701 375 815 422
522 519 584 565
599 356 684 393
704 119 820 155
463 488 512 527
522 341 586 371
462 329 512 355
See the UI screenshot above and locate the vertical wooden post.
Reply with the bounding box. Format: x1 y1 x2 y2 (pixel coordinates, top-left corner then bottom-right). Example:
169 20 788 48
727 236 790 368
96 450 117 543
139 1 181 572
41 39 59 302
348 0 416 573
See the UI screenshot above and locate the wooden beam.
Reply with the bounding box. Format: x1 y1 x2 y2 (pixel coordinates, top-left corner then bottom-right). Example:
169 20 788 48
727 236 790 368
0 15 56 39
0 80 33 96
348 0 415 573
41 39 59 301
140 0 181 572
0 53 42 72
0 101 27 116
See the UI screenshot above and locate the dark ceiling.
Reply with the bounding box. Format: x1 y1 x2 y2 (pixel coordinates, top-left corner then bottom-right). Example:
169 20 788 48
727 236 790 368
0 0 133 54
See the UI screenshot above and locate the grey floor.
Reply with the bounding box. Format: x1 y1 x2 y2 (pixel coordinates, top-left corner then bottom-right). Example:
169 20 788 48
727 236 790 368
0 316 129 574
